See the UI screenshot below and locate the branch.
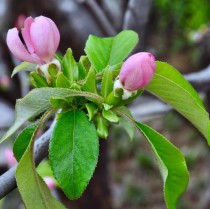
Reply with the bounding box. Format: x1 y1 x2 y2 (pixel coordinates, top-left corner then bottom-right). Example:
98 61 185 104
122 0 153 51
184 64 210 91
77 0 116 36
0 121 55 199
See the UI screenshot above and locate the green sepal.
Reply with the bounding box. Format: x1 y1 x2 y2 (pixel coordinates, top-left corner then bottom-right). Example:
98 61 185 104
96 115 109 139
56 72 70 88
102 109 120 123
101 67 113 98
82 67 97 94
85 103 98 120
62 48 78 83
30 72 49 88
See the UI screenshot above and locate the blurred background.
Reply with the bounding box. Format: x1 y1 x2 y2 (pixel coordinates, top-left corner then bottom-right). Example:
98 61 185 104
1 0 210 208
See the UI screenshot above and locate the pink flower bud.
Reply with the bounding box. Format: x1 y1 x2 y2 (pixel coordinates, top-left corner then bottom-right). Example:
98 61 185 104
44 177 56 190
7 16 60 65
0 75 10 88
4 149 17 167
119 52 156 91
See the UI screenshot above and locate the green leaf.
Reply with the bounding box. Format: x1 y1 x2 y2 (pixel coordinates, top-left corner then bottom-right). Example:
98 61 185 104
13 123 38 161
135 122 189 209
85 30 138 72
56 72 70 88
0 88 104 144
101 67 113 98
146 61 210 143
82 67 97 94
49 110 99 199
63 48 78 83
12 62 36 77
16 115 66 209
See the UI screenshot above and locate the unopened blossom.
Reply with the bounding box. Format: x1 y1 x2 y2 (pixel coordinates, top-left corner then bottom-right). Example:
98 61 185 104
119 52 156 91
44 176 56 190
0 75 10 89
114 52 156 100
4 149 17 167
6 15 60 65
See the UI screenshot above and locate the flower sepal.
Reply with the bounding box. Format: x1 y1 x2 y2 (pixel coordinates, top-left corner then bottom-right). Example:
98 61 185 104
36 59 61 85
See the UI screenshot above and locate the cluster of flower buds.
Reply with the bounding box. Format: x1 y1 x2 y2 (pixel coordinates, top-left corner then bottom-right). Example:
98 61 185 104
6 15 156 98
6 16 156 139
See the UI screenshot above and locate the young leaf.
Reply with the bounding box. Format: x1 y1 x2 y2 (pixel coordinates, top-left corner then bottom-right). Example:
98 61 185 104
49 110 99 199
0 88 104 144
16 113 66 209
85 103 98 120
77 55 90 80
85 30 138 72
101 67 113 98
30 72 49 88
62 48 78 83
136 122 189 209
13 123 38 161
56 72 70 88
82 67 98 94
12 62 36 77
102 109 119 123
96 115 109 139
146 61 210 143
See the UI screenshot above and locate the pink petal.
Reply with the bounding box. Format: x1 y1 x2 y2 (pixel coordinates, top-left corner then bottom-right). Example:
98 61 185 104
4 149 17 167
21 16 35 53
46 17 60 52
30 16 55 63
6 28 41 64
